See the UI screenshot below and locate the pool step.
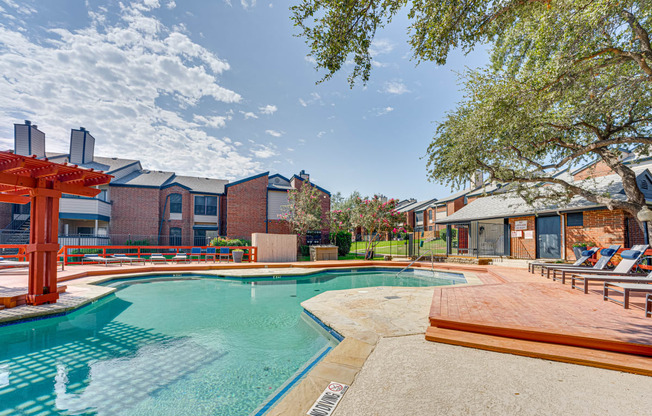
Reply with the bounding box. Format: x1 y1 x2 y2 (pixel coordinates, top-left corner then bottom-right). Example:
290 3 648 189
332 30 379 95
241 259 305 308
425 326 652 376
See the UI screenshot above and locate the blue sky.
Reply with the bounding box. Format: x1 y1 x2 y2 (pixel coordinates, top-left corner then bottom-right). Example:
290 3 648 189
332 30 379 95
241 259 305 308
0 0 488 201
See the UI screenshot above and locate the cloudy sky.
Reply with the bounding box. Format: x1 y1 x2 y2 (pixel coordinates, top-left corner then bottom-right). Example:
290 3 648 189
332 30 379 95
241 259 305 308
0 0 487 201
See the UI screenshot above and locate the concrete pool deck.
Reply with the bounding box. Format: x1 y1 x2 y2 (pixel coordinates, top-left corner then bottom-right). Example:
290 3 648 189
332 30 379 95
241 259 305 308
1 261 652 415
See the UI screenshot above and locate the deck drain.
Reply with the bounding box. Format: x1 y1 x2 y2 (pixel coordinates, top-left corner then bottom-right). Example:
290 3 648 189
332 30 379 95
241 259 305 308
384 295 401 300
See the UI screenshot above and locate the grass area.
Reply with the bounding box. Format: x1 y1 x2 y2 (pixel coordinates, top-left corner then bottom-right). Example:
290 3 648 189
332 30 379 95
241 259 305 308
351 240 448 256
298 253 379 262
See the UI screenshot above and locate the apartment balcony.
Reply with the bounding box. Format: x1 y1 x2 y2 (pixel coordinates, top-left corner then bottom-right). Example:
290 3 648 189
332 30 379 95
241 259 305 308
59 196 111 222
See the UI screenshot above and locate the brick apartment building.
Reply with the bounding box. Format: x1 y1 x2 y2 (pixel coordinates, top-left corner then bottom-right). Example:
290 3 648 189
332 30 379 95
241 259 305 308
435 158 652 260
0 121 330 246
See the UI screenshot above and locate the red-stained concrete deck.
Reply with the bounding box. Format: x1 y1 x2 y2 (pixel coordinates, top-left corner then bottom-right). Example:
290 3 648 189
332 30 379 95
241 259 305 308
427 266 652 376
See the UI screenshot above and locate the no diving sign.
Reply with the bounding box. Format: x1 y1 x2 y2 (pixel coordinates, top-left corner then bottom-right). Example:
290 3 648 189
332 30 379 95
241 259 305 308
306 381 349 416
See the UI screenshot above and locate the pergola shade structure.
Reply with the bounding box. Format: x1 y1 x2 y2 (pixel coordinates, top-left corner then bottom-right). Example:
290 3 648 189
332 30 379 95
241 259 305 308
0 151 112 305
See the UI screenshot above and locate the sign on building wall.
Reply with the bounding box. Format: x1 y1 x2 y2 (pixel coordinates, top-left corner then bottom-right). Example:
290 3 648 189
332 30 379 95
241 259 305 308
524 230 534 239
514 220 528 231
511 231 522 238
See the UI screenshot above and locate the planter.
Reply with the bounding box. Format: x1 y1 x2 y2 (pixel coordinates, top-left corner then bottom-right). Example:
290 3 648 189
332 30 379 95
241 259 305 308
232 251 244 263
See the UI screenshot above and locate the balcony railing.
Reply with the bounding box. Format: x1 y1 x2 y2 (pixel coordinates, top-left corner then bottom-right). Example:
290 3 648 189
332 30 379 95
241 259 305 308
60 197 112 219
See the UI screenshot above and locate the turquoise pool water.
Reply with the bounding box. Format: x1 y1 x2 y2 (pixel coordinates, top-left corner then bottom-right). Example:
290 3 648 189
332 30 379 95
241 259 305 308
0 269 464 415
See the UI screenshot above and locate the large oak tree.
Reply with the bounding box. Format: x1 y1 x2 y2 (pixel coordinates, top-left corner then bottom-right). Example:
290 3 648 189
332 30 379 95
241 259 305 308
292 1 652 224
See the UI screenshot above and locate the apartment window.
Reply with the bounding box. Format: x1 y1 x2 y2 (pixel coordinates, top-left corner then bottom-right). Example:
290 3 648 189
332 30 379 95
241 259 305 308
170 193 182 213
416 212 424 223
428 211 433 220
170 227 182 245
77 227 93 235
567 212 583 227
97 189 108 201
194 195 218 216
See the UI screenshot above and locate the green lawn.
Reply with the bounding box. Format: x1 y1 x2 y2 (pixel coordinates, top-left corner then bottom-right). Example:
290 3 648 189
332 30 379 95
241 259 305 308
350 240 448 256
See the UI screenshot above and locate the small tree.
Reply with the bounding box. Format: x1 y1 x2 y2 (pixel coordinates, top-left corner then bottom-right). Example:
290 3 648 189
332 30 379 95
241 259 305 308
350 196 405 259
280 181 327 249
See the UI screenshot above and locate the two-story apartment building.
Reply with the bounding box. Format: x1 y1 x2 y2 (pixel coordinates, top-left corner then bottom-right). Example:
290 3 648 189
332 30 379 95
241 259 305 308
1 121 330 246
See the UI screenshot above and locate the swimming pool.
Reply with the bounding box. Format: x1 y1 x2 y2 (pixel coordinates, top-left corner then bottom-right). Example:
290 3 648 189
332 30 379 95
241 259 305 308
0 268 465 415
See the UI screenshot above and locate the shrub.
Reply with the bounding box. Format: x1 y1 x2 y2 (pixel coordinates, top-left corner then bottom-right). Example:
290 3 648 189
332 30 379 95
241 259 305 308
125 239 150 246
299 245 310 257
439 229 457 240
209 237 251 247
330 230 352 256
71 248 103 255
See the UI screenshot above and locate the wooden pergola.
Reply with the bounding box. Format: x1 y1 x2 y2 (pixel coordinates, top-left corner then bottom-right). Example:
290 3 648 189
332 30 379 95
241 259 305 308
0 151 112 305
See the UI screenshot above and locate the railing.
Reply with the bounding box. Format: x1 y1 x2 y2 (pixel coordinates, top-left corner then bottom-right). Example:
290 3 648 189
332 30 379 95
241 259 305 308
58 235 111 246
0 244 27 261
60 245 258 265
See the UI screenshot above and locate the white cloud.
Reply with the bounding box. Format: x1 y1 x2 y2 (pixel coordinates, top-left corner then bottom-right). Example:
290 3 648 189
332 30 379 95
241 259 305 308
317 131 326 138
193 114 229 128
287 147 294 152
369 39 394 56
240 111 258 119
251 143 277 158
298 98 307 107
240 0 257 9
304 55 317 65
166 1 176 9
298 92 321 107
265 129 282 137
0 2 262 180
259 104 277 115
382 80 410 95
376 106 394 116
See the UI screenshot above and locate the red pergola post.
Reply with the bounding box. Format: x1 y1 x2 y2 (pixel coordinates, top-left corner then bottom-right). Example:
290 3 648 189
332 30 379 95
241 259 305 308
0 152 112 307
26 186 62 305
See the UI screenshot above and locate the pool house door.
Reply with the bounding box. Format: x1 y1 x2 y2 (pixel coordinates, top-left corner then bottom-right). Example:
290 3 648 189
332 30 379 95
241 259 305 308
536 215 561 259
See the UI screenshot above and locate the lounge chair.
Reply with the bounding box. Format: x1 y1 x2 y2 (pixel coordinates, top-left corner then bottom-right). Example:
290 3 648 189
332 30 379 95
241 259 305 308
646 293 651 318
562 244 650 284
171 252 188 263
0 257 29 269
82 254 123 266
189 247 202 262
546 245 621 281
528 248 598 274
111 254 146 266
603 281 652 309
150 253 167 264
571 269 652 294
205 247 217 263
218 247 230 262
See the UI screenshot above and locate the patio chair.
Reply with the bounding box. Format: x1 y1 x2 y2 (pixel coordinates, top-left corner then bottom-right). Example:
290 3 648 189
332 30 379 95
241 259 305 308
560 244 649 284
570 269 652 294
205 247 217 263
544 244 621 281
528 247 598 274
150 253 167 264
171 252 188 263
82 254 123 267
218 247 230 262
603 281 652 309
646 293 651 318
189 247 202 262
111 254 146 266
0 257 29 269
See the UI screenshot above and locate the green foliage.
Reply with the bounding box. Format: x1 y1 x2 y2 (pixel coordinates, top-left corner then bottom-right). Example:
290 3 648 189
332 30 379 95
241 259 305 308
293 0 652 221
280 182 327 242
330 230 352 256
299 245 310 257
209 237 251 247
71 248 102 255
572 241 596 248
438 229 457 240
125 239 150 246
